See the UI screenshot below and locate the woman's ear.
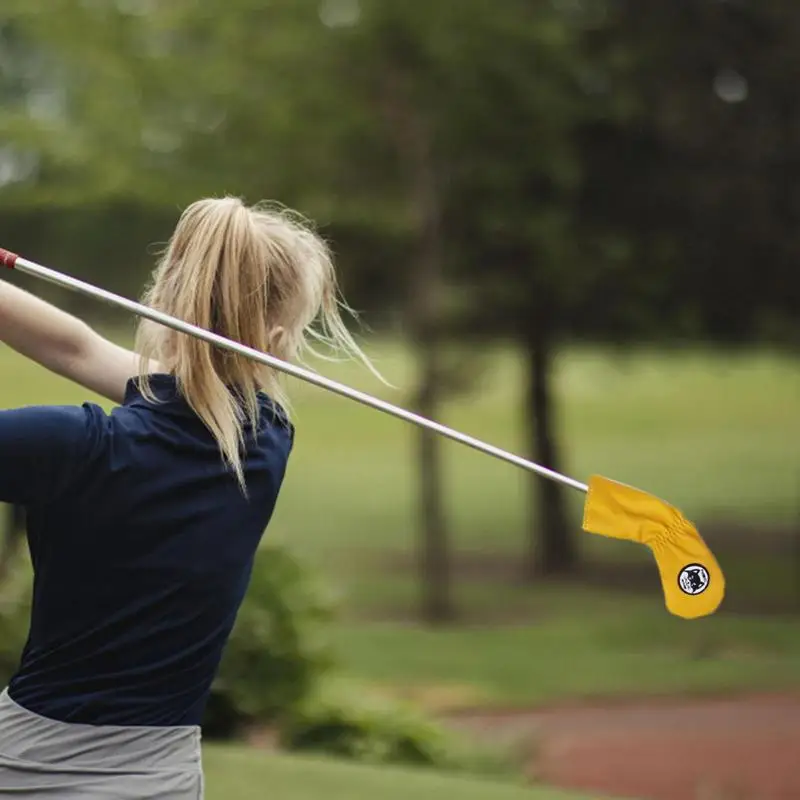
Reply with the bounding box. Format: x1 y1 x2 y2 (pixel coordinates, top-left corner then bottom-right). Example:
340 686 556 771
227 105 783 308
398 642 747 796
268 326 287 356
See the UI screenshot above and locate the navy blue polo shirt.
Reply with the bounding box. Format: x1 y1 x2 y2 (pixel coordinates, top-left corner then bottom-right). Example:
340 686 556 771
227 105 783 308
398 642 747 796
0 374 293 727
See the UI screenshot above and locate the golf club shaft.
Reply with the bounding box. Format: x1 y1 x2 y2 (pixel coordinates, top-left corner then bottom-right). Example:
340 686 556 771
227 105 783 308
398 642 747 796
1 248 589 494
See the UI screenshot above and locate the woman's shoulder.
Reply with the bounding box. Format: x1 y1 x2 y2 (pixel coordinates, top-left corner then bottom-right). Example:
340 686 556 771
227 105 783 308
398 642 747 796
0 402 110 504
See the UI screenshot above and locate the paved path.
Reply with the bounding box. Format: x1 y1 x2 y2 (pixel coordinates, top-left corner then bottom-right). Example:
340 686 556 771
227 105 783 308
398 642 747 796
448 694 800 799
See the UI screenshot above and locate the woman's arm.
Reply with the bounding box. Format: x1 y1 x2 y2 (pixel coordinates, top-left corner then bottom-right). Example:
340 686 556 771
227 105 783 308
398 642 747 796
0 278 152 404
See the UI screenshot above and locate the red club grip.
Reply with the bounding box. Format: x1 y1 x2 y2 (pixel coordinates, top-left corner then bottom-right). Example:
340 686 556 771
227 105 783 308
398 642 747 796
0 249 18 268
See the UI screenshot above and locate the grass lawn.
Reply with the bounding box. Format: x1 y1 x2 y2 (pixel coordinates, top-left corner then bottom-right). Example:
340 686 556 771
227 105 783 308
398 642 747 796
332 593 800 710
202 744 605 800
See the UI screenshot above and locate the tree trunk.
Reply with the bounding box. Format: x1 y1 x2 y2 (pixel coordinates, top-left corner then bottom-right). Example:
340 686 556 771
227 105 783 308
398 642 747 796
414 346 451 622
523 327 576 578
381 67 454 623
410 138 452 624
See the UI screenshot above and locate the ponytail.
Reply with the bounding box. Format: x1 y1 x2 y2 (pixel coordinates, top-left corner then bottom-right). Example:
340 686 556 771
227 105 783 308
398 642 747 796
135 197 381 489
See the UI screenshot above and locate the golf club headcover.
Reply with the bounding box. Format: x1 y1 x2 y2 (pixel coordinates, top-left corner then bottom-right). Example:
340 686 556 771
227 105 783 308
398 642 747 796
582 475 725 619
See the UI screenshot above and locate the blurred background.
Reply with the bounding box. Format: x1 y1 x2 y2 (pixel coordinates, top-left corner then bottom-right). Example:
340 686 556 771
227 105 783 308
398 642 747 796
0 2 798 799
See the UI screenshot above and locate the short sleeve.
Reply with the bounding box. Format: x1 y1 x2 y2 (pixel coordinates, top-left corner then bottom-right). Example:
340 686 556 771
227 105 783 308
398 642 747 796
0 405 98 506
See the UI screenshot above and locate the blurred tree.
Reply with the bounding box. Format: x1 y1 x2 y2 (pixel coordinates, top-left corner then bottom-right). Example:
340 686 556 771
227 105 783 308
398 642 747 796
331 1 592 594
440 0 800 578
427 2 591 577
577 0 800 348
379 54 452 623
322 3 459 623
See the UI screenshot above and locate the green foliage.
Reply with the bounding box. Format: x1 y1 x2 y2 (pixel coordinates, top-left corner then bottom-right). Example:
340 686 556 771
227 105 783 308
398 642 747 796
279 677 517 779
205 543 338 737
0 563 31 686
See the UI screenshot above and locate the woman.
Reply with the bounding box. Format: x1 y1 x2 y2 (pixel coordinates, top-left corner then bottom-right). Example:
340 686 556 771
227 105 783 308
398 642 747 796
0 197 377 798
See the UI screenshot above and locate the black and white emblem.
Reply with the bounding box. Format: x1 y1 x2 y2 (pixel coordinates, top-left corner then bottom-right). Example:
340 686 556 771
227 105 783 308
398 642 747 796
678 564 710 595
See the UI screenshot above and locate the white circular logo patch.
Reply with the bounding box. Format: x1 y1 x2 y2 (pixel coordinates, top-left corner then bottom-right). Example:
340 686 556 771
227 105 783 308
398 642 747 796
678 564 710 595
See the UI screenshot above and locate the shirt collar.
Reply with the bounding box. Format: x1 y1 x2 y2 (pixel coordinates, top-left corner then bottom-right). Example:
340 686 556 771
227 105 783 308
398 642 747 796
123 374 293 434
124 373 183 407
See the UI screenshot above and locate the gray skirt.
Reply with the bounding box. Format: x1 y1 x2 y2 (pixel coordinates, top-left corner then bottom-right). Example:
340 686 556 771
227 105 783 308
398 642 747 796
0 689 203 799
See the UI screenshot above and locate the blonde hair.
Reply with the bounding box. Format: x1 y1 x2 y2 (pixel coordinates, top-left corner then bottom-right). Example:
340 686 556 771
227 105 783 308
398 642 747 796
135 196 381 488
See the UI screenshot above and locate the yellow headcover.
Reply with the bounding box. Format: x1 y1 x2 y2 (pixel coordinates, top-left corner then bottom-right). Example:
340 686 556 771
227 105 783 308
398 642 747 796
582 476 725 619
